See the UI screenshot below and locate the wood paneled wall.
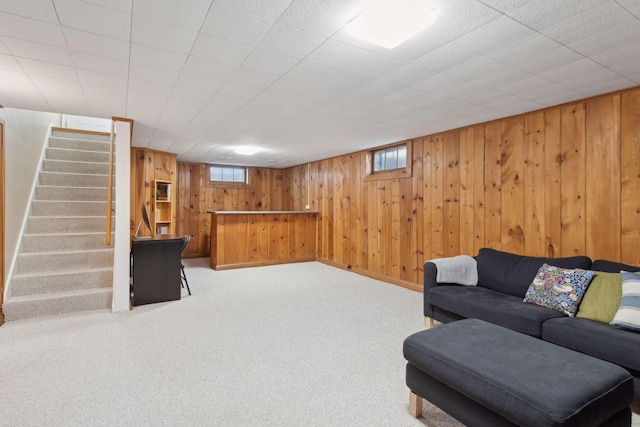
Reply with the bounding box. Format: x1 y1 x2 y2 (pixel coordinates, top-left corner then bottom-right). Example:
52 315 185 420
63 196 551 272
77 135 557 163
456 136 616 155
281 87 640 290
130 148 177 239
175 163 285 257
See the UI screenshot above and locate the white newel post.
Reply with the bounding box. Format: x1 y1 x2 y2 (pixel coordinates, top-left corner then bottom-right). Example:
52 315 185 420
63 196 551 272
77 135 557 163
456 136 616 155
112 120 131 312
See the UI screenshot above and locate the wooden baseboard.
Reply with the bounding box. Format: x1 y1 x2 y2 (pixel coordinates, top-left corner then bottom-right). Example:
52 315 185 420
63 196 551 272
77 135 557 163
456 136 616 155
211 257 317 270
317 259 423 293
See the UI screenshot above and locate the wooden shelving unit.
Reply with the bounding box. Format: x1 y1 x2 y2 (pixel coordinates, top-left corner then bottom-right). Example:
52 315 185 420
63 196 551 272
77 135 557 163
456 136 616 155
152 179 174 235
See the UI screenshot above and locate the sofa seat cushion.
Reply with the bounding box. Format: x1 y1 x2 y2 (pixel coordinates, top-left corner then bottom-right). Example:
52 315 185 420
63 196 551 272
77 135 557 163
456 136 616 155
476 248 592 298
542 317 640 373
428 285 565 337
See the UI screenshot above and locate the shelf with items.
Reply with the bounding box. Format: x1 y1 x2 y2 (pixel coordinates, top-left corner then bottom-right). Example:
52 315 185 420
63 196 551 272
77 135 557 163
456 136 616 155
152 179 174 235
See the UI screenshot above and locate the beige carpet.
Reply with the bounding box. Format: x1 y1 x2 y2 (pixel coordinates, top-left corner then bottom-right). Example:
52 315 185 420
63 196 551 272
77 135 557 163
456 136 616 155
0 259 636 426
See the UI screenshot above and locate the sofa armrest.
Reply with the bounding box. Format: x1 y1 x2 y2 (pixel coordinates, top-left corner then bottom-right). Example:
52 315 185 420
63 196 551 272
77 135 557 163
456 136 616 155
423 261 460 317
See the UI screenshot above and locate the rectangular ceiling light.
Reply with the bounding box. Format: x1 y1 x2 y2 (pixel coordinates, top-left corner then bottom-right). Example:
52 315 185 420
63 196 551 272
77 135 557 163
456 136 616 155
346 0 436 49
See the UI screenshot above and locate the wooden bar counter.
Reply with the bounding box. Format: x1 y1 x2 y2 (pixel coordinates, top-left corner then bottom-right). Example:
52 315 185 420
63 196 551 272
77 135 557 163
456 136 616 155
208 211 318 270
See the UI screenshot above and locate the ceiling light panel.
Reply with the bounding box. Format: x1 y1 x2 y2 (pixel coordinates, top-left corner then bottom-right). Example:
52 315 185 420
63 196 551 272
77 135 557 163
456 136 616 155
346 0 437 49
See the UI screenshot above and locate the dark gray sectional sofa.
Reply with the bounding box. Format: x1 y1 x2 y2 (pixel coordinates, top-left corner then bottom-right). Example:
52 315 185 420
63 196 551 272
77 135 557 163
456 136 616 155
423 248 640 397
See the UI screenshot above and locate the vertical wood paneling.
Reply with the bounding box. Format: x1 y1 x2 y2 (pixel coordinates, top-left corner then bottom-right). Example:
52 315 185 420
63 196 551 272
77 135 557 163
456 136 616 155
500 117 525 254
585 96 621 261
443 131 460 257
430 135 444 258
484 122 501 249
459 128 475 256
170 87 640 288
621 90 640 265
472 126 485 254
560 103 586 256
524 112 546 256
545 109 562 257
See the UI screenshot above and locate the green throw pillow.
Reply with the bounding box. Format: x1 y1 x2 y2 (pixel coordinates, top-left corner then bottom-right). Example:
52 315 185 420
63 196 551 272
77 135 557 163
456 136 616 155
576 272 622 323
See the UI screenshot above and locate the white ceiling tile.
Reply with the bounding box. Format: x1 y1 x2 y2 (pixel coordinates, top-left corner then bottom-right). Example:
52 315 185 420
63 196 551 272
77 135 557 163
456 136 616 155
243 99 281 114
126 91 168 124
0 0 58 23
53 0 131 40
305 85 348 102
132 15 198 54
83 83 127 116
410 73 466 94
70 51 129 76
191 33 253 66
0 38 9 54
437 82 493 102
216 0 293 21
131 43 187 71
129 63 180 85
183 55 236 80
305 39 369 71
172 85 215 103
560 68 632 92
578 77 635 96
413 42 480 72
569 22 640 58
484 94 544 114
30 74 89 112
228 67 279 88
472 65 530 88
0 53 21 71
128 78 174 96
498 75 553 96
509 0 604 30
17 57 78 80
132 0 212 31
77 68 128 88
516 47 585 75
81 0 132 13
322 70 373 90
0 11 66 47
592 44 640 76
258 23 326 59
64 28 130 62
453 16 534 54
538 59 605 84
0 68 43 98
517 83 581 103
2 37 73 66
617 0 640 18
541 1 636 46
346 52 405 79
279 0 363 37
378 64 438 87
218 82 264 98
269 77 315 97
446 56 505 81
176 72 224 92
476 0 531 14
159 97 206 126
241 48 299 76
201 2 274 46
487 33 563 66
285 60 336 84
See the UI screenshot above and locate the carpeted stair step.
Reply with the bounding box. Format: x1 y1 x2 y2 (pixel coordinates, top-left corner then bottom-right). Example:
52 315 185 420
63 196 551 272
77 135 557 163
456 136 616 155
43 159 109 175
31 200 113 216
51 129 110 142
2 288 113 321
10 267 113 296
15 248 114 274
48 137 111 152
35 185 112 202
21 232 114 252
46 147 109 163
39 171 109 187
27 216 114 233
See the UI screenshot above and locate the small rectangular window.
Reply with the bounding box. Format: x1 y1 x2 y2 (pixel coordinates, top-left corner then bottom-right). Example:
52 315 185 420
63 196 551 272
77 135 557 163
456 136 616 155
365 140 412 181
209 165 247 184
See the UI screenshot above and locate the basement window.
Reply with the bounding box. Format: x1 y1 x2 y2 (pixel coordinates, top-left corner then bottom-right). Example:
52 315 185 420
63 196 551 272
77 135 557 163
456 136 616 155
209 165 247 184
365 140 412 181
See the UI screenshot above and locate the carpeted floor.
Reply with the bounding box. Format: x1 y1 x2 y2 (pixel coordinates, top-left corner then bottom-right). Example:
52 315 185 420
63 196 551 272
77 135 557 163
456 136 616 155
0 260 637 426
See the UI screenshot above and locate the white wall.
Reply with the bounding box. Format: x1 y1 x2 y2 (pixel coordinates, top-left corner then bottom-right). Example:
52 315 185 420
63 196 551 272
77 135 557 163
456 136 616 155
1 108 61 283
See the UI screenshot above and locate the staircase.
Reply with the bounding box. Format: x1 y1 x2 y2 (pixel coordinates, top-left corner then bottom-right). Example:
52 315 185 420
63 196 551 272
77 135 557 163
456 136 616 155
2 128 115 321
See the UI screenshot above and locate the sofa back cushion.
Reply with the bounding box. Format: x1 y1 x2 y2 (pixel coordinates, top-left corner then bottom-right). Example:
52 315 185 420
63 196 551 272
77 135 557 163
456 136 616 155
476 248 592 298
591 259 640 273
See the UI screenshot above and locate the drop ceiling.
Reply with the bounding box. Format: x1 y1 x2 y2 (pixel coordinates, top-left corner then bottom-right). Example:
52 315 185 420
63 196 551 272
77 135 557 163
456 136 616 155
0 0 639 168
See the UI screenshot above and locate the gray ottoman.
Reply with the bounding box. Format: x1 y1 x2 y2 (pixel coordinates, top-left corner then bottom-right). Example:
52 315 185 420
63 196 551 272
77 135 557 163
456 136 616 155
403 319 633 427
